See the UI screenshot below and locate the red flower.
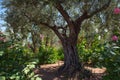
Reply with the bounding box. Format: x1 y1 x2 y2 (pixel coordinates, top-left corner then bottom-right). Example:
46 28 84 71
112 35 118 41
114 8 120 14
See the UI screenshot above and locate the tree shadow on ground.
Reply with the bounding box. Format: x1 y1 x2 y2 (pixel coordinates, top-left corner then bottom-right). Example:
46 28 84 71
39 66 68 80
36 63 105 80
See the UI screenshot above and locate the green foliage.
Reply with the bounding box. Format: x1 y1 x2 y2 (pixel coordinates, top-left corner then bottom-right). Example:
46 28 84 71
77 35 103 66
57 48 64 61
0 32 63 80
78 33 120 79
0 33 41 80
99 37 120 80
37 45 63 64
22 59 42 80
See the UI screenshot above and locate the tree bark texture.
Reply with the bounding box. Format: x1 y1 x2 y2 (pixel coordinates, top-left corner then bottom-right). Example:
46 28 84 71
57 37 91 79
61 39 81 74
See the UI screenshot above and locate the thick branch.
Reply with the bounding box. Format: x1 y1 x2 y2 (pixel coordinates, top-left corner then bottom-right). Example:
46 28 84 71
50 26 64 41
22 11 64 41
55 3 72 26
39 23 64 40
55 2 76 36
37 22 64 41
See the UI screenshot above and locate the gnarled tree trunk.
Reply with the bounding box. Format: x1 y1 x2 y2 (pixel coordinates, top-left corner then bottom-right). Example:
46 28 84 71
61 40 81 74
58 36 91 79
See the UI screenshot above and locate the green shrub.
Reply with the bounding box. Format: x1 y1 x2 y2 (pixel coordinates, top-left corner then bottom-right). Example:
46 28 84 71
37 45 63 64
78 33 120 79
77 36 103 66
0 33 41 80
99 39 120 80
57 48 64 60
0 43 41 80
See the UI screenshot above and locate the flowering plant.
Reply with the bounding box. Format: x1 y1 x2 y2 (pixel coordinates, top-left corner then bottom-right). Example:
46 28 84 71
114 7 120 14
112 35 118 41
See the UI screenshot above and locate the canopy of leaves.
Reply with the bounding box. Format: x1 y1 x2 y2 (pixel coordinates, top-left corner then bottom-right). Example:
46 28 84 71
2 0 119 40
3 0 115 27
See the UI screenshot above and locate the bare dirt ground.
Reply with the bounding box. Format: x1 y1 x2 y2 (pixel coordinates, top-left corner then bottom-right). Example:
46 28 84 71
34 61 106 80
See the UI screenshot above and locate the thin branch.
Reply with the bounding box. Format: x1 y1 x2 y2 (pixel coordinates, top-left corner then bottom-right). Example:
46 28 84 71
86 0 111 18
75 11 88 25
22 12 52 28
87 0 96 12
75 0 111 25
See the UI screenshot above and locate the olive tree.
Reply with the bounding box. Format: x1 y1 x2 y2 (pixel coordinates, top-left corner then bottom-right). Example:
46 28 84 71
3 0 117 78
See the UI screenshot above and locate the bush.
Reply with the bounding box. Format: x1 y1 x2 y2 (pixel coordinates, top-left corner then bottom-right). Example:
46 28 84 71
37 45 63 64
77 36 103 66
77 34 120 79
0 32 63 80
0 33 41 80
0 43 41 80
99 37 120 80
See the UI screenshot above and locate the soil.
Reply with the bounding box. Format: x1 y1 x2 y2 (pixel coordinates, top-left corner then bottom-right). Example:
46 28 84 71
34 61 106 80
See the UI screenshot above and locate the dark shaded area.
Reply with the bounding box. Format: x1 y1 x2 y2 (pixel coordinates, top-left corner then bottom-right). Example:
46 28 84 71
39 66 68 80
